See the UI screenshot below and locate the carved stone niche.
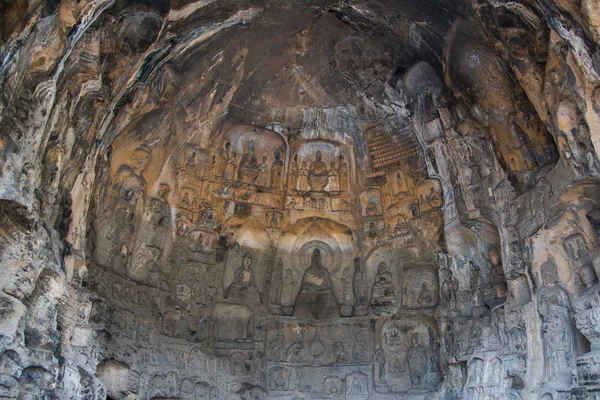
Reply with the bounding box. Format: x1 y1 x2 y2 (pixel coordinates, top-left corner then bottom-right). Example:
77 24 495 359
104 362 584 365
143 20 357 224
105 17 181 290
375 316 441 394
365 245 399 315
213 125 287 189
177 143 212 179
415 179 443 213
357 187 384 218
400 61 444 129
289 140 353 194
273 217 353 318
265 320 372 366
222 227 272 307
401 266 439 310
444 19 538 174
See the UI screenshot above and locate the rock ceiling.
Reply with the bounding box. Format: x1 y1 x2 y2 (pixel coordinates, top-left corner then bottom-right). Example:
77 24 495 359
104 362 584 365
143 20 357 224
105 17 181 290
1 0 600 399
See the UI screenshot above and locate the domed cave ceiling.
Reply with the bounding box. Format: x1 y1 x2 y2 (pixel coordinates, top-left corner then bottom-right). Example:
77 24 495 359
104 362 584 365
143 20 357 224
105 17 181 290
1 0 600 398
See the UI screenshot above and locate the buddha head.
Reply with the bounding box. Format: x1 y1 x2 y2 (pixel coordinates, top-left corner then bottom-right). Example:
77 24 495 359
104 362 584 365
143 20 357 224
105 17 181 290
315 151 322 162
488 246 501 266
579 264 597 288
311 248 322 265
411 333 420 346
541 260 559 286
242 253 253 269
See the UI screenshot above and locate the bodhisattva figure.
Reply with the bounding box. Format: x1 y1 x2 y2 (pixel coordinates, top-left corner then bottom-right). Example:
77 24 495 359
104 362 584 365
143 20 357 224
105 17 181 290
308 151 329 191
374 347 387 387
224 253 263 303
288 155 299 191
224 152 238 181
238 139 260 183
294 248 340 319
270 150 283 188
257 156 269 186
441 269 458 311
281 269 296 307
407 333 428 390
327 161 339 191
338 154 349 191
417 282 432 306
214 142 230 177
353 258 367 310
370 262 396 313
470 262 487 315
271 258 284 306
297 161 309 192
537 260 575 387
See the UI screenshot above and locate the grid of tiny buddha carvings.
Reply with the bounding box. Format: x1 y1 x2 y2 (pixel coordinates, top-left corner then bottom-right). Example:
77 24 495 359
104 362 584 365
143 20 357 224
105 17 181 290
367 127 420 170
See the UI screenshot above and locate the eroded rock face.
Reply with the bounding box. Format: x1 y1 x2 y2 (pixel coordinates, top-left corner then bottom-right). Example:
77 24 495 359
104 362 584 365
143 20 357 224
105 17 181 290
0 0 600 398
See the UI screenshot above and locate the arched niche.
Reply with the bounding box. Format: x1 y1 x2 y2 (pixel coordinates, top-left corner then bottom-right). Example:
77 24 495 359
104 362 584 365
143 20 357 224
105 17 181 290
213 125 288 189
445 218 506 310
288 140 354 194
274 218 354 311
364 244 400 315
222 218 274 307
358 187 385 218
375 315 441 393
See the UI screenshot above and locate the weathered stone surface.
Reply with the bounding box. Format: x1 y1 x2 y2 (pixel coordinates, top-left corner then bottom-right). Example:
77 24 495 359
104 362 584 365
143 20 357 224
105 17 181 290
1 0 600 398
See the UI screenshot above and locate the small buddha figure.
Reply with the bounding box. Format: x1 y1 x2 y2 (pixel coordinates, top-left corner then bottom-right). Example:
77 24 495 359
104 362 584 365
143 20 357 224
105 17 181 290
270 150 283 188
417 282 432 306
365 198 379 216
392 170 407 195
224 152 238 181
294 248 340 319
238 139 259 183
370 262 396 313
257 156 269 186
308 151 329 191
181 192 191 209
224 253 262 303
393 216 409 236
184 151 197 172
327 161 339 191
297 161 309 191
338 154 349 191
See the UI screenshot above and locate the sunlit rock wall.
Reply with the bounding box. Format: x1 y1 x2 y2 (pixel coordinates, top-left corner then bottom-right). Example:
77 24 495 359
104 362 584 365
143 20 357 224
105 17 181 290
0 0 599 399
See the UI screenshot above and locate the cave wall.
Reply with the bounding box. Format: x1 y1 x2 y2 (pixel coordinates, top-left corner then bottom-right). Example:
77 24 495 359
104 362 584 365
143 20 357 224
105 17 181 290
0 0 600 399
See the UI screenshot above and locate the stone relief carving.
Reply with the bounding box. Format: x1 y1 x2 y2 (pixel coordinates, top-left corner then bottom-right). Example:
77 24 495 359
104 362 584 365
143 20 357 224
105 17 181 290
7 3 600 397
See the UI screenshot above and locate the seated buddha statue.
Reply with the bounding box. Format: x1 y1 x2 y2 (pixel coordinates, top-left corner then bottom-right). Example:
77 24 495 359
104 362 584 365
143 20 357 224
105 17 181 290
308 151 329 191
294 248 340 319
238 139 259 184
224 253 263 303
370 262 396 313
